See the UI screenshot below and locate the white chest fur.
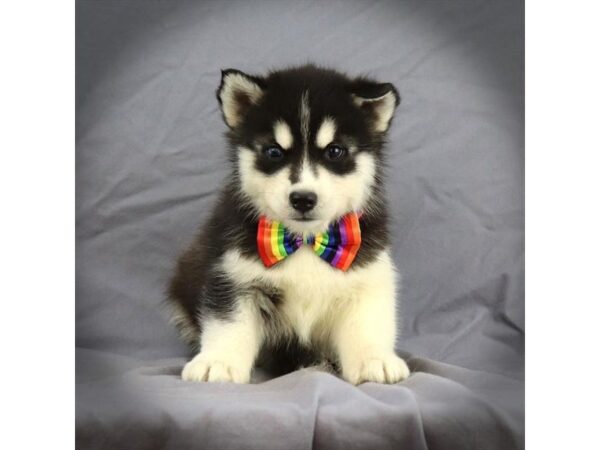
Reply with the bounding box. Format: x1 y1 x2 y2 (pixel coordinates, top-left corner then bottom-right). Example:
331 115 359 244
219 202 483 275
220 247 396 344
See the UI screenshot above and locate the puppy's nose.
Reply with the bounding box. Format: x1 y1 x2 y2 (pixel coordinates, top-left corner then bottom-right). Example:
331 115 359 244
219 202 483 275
289 191 317 213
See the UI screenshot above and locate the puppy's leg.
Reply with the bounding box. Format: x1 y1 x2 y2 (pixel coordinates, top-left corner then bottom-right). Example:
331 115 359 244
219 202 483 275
182 295 263 383
332 253 410 384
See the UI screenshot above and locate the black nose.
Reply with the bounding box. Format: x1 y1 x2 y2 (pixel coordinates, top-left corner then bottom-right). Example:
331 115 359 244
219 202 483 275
289 191 317 213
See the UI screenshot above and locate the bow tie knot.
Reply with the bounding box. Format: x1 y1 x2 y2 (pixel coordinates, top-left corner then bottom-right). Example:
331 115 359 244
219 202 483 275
257 212 362 271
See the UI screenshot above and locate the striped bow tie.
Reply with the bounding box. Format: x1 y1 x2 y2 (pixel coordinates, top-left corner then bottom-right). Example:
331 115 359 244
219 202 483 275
256 212 362 272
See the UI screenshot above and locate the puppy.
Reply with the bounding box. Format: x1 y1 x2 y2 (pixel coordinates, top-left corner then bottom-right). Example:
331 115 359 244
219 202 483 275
168 65 410 384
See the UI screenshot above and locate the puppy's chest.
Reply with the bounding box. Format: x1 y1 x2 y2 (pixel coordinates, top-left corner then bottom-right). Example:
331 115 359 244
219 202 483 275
255 248 356 341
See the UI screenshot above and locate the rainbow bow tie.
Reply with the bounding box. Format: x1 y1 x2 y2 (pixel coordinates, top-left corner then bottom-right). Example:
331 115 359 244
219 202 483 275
257 212 362 272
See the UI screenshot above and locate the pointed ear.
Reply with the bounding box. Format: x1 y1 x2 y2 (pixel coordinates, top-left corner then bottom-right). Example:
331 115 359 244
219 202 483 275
350 80 400 133
217 69 266 128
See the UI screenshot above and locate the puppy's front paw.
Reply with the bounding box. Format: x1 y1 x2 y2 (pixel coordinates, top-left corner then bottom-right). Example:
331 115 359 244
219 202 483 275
342 352 410 385
181 353 251 383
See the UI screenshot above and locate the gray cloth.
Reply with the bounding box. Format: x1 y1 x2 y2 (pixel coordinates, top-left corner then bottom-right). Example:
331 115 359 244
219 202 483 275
76 1 524 449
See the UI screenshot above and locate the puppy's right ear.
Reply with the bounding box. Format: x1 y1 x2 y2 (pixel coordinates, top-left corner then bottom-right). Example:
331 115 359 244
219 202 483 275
217 69 265 128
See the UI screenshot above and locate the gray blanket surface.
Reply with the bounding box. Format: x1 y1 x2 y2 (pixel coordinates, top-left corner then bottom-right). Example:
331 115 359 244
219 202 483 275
76 1 524 449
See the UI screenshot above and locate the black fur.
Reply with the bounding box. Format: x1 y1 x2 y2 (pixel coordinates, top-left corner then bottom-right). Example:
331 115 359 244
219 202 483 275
168 65 398 374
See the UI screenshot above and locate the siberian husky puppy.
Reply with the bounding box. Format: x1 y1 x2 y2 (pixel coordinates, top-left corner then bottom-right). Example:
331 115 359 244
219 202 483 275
168 65 410 384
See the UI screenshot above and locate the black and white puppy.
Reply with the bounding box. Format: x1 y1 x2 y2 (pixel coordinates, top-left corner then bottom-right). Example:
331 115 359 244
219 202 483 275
168 65 410 384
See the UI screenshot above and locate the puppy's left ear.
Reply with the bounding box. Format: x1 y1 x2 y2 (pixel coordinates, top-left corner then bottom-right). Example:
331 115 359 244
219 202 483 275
217 69 266 128
350 80 400 133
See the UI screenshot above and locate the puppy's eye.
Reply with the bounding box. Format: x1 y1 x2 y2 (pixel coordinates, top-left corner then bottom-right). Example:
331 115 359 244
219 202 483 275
324 144 347 161
263 145 284 160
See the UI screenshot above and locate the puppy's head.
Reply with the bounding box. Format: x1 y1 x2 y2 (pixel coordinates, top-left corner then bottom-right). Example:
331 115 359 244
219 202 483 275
217 65 399 234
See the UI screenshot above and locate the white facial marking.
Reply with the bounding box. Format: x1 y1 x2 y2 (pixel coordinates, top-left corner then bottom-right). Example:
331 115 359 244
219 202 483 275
299 91 310 150
238 146 292 221
273 120 293 150
316 117 337 148
316 152 376 218
238 143 377 235
297 157 317 184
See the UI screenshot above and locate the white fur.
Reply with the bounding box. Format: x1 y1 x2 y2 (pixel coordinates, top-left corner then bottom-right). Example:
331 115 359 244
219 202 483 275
352 91 396 132
296 157 317 185
238 147 295 223
238 147 376 235
219 73 263 128
274 120 293 150
182 295 263 383
217 247 409 384
316 117 337 148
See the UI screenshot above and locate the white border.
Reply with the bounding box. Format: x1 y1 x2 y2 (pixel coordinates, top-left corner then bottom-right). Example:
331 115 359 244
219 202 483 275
1 1 74 448
527 1 600 448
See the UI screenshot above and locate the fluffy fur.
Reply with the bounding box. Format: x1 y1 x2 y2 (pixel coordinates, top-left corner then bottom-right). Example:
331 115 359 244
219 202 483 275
168 65 409 384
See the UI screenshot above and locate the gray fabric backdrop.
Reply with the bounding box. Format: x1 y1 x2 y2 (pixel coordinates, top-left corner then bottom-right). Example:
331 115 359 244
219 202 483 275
76 1 524 449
